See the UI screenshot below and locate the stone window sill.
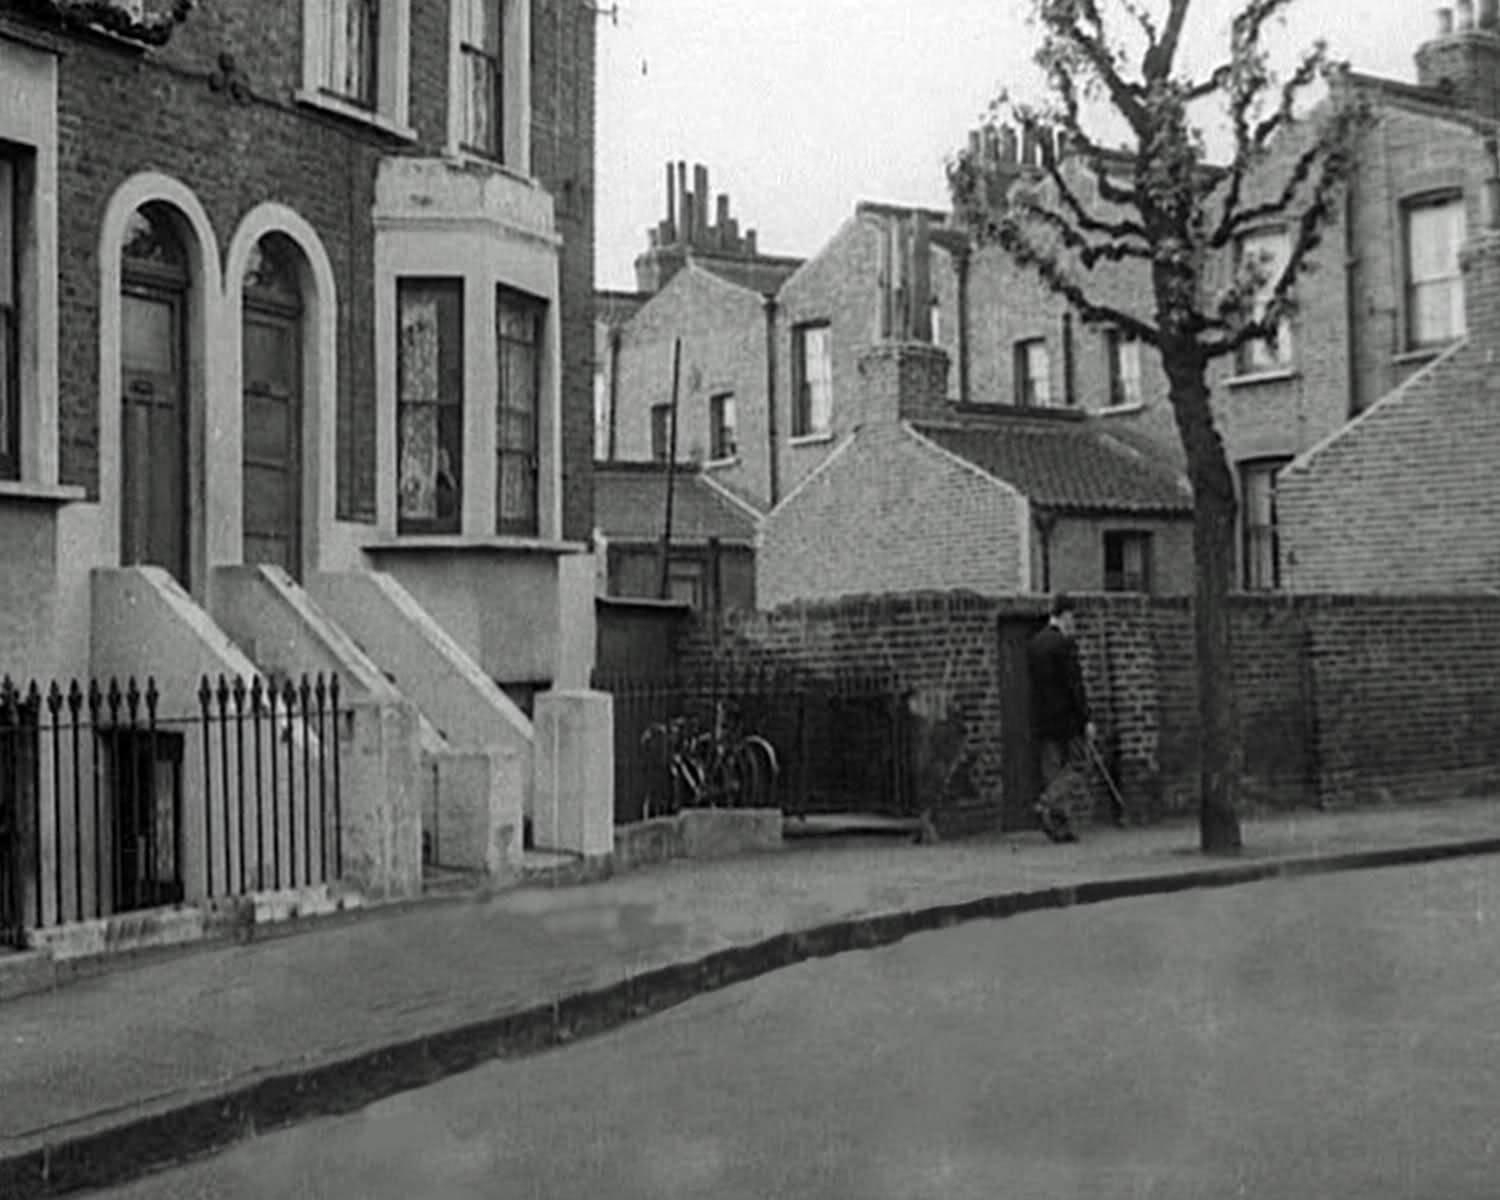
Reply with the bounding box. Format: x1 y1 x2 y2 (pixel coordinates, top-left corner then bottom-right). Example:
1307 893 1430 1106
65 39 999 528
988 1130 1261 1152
788 431 834 447
1098 401 1145 416
0 479 86 505
1393 346 1449 366
365 534 586 556
1225 367 1298 389
295 89 416 142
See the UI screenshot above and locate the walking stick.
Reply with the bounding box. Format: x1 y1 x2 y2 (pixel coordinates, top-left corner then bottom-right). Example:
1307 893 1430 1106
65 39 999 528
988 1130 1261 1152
1085 735 1128 827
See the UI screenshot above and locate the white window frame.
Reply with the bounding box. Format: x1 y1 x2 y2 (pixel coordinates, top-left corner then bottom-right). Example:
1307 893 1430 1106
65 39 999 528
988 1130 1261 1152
0 40 62 495
708 391 737 463
1404 191 1467 351
1103 327 1143 410
1015 337 1051 407
1240 457 1288 591
300 0 413 139
791 322 833 439
447 0 531 170
1234 227 1294 375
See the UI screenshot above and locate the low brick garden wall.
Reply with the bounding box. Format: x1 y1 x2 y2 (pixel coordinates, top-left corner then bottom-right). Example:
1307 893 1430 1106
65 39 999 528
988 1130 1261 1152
675 591 1500 834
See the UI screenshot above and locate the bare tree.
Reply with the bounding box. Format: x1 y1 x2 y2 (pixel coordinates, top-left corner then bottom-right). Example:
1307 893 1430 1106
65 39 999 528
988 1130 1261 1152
951 0 1368 852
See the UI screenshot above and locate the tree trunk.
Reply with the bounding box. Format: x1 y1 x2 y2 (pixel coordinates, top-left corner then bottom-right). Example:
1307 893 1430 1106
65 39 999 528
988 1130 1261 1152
1163 346 1244 854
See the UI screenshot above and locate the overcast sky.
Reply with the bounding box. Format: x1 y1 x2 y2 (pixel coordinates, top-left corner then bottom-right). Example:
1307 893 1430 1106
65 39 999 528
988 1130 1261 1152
593 0 1436 291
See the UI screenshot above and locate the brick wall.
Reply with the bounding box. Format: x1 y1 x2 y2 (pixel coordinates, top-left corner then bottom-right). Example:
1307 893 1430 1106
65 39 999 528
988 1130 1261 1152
1279 229 1500 592
54 18 387 516
1040 515 1195 596
759 423 1029 608
47 0 594 531
530 0 597 540
679 590 1500 833
611 268 769 496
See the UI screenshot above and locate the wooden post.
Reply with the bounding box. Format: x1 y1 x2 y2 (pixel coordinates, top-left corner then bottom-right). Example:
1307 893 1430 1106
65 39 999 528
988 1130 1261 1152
657 338 682 599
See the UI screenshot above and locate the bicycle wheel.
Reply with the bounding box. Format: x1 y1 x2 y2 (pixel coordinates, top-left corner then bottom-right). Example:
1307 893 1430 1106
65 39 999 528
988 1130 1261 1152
729 736 780 808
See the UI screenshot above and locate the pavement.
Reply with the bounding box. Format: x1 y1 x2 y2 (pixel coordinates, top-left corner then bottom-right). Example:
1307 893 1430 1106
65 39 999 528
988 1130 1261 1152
2 798 1499 1198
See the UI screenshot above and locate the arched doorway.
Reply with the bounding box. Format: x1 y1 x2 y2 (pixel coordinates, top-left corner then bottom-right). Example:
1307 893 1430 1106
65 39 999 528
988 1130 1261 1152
241 233 305 579
120 203 191 584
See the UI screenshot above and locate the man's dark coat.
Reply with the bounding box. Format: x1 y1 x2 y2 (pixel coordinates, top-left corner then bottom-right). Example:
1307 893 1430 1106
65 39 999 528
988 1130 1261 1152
1027 622 1090 741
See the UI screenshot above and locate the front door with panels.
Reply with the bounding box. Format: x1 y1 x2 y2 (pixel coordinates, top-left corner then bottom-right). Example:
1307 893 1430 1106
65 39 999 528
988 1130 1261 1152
120 204 190 585
241 235 304 579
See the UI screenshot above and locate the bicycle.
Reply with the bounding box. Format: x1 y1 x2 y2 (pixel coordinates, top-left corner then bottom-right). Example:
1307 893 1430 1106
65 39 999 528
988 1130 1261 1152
640 700 780 818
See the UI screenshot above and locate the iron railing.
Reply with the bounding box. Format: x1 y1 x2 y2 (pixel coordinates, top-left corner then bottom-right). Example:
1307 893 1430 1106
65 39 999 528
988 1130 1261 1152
0 672 342 948
595 668 915 825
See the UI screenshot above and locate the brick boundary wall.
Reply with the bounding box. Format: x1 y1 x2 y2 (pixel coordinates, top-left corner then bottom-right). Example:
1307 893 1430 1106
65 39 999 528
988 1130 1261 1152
678 591 1500 833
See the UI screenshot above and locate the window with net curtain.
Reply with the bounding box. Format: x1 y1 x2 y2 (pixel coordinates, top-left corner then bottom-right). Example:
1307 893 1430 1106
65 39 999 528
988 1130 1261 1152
792 322 832 436
496 287 543 535
397 280 463 533
321 0 379 109
458 0 504 159
1405 193 1467 350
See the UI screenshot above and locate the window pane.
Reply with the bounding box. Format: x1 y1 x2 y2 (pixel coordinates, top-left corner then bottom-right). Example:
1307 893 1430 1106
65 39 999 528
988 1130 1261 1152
398 402 439 521
398 282 463 531
325 0 377 106
1406 198 1466 346
496 290 542 533
0 158 12 309
462 50 499 154
1 157 15 476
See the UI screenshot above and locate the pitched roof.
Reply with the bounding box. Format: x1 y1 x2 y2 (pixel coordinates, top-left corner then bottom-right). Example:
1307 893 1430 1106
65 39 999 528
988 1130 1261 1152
914 416 1192 515
693 254 805 296
593 463 760 544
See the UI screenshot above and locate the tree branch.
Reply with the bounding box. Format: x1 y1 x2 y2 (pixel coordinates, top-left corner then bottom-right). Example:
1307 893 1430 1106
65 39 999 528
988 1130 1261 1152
1010 194 1155 268
994 223 1161 345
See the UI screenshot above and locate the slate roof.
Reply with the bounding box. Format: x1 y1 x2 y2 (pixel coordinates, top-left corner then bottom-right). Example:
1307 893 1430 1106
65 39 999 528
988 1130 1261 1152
914 417 1192 515
594 463 760 544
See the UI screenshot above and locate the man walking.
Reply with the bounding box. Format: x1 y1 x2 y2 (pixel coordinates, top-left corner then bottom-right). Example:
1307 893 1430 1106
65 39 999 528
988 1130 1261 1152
1027 594 1095 843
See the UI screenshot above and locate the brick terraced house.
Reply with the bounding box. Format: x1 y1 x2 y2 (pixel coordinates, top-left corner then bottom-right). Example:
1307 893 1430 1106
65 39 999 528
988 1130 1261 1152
610 12 1500 602
0 0 608 951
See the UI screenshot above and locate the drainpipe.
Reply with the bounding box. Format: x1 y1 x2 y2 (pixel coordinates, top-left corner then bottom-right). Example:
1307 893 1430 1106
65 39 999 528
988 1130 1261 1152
763 295 781 506
956 245 971 406
1062 312 1076 408
606 325 622 460
1343 170 1361 419
1034 510 1056 591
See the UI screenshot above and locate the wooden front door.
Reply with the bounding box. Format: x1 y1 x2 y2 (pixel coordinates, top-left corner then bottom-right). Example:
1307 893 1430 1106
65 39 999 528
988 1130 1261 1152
997 614 1045 831
121 288 189 583
241 308 302 578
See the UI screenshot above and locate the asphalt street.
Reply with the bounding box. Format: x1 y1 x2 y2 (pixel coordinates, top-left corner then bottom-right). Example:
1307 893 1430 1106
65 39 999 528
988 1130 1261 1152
91 856 1500 1199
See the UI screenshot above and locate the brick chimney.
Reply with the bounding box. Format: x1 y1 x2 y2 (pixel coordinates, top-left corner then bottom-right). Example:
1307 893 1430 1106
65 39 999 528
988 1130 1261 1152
1416 1 1500 119
853 343 952 428
634 162 768 293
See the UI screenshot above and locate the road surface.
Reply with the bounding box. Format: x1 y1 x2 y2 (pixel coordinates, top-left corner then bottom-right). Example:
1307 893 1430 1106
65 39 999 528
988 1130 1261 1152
93 857 1500 1198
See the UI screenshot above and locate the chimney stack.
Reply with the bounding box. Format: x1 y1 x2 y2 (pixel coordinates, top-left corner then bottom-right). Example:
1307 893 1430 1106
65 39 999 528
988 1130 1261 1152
1482 0 1498 30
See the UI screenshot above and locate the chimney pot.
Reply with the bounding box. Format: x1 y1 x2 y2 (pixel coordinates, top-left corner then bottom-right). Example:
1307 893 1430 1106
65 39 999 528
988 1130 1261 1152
1438 6 1454 34
1481 0 1498 29
1457 0 1474 30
